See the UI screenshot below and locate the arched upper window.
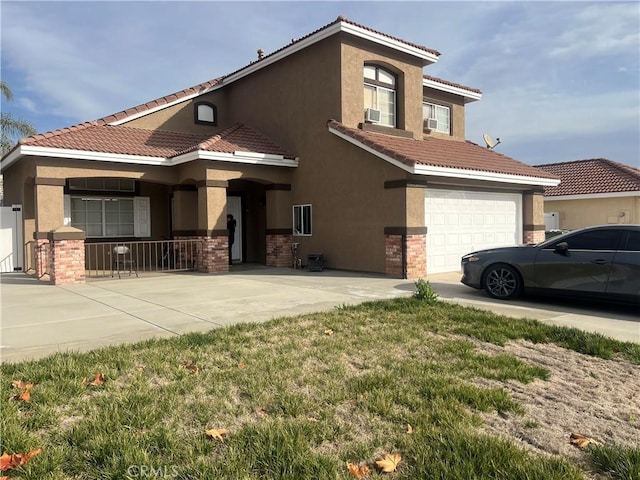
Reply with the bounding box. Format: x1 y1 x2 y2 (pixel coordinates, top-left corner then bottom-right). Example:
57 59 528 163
194 102 217 125
363 65 396 127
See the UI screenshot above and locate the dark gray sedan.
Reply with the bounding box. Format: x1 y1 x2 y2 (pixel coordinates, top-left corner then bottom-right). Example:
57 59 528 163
460 224 640 304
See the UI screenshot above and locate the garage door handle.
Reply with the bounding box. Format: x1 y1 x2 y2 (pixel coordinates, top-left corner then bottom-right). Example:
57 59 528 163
591 259 609 265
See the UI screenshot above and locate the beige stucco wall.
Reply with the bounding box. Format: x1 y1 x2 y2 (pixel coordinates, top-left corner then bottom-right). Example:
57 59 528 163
545 196 640 230
341 35 425 138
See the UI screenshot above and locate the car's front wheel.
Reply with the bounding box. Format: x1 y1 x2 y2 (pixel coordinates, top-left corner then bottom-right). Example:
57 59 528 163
483 264 522 300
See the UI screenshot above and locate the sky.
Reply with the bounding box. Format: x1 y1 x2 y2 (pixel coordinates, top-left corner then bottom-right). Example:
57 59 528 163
1 1 639 168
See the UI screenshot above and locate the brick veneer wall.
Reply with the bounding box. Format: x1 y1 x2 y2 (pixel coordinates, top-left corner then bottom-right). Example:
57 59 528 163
266 234 292 267
523 229 545 244
385 235 403 278
406 234 426 279
49 239 85 285
385 233 427 279
198 236 229 273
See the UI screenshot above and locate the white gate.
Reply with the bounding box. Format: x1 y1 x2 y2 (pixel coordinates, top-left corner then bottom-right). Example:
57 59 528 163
0 205 23 273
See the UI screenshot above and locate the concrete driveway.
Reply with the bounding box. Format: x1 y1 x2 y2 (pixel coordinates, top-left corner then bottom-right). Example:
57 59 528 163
1 267 638 363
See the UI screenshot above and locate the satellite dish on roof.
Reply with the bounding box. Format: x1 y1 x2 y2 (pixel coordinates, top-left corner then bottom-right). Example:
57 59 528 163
483 133 501 149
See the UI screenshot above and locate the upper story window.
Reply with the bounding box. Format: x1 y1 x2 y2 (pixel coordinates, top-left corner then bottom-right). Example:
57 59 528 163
194 101 217 125
423 102 450 134
364 65 396 127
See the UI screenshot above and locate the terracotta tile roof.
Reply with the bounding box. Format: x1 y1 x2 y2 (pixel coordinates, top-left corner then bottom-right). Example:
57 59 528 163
423 75 481 94
22 123 294 160
328 120 558 180
24 125 208 157
536 159 640 196
18 77 224 148
177 123 295 158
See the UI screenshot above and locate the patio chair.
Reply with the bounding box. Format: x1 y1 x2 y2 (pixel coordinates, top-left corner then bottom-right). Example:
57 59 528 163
111 245 138 278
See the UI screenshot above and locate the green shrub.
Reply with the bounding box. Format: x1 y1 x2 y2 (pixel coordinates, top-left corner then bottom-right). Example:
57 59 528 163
413 278 440 304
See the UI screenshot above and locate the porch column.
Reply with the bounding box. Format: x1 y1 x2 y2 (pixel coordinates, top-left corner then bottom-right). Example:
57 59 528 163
33 178 66 280
196 180 228 273
523 190 545 244
265 184 292 267
384 179 427 279
47 227 86 285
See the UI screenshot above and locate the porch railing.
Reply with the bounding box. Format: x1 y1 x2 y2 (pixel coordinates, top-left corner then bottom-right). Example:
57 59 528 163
84 239 200 279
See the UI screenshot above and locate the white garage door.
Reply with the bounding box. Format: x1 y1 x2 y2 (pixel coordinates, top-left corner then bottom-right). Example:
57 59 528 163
425 190 522 274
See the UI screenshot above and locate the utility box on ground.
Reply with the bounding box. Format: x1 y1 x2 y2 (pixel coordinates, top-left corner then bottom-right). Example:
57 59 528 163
306 253 325 272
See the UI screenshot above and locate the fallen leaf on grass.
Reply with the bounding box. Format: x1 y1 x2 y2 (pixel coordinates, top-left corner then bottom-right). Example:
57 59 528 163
17 390 31 403
0 448 43 471
570 433 602 449
406 423 413 434
182 361 199 375
257 408 269 416
325 329 334 336
238 361 246 369
205 428 229 442
83 373 106 386
375 453 401 473
347 462 371 479
11 380 35 390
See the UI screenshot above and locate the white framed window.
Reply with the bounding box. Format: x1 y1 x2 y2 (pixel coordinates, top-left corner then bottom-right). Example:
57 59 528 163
423 102 450 134
293 204 312 236
194 101 217 125
364 65 396 127
65 195 150 238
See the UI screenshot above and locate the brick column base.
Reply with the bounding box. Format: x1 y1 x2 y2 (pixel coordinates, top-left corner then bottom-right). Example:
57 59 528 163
198 236 229 273
385 235 403 278
47 227 86 285
266 233 292 267
406 234 426 279
385 233 427 279
523 229 545 244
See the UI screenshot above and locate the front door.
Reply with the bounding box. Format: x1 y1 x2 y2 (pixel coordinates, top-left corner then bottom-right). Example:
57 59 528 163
227 196 242 264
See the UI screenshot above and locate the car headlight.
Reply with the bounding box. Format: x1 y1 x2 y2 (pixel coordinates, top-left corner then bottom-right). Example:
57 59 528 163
461 255 480 263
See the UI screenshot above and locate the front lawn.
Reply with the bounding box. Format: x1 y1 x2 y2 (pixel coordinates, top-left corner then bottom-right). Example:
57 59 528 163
2 296 639 479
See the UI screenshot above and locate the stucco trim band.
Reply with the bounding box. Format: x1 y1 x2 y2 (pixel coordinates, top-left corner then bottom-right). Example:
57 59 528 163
34 177 66 186
384 227 428 235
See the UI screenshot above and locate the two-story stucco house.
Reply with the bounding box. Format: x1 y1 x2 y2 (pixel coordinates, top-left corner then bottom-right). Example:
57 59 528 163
0 16 559 285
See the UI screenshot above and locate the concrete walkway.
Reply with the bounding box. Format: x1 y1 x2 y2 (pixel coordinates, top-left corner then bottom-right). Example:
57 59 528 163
1 267 638 363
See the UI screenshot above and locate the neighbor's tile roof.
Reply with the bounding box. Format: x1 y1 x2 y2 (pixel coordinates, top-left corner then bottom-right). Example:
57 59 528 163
536 159 640 196
22 123 294 159
328 120 558 180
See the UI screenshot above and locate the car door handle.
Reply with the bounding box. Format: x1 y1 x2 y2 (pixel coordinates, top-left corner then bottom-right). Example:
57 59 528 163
591 259 609 265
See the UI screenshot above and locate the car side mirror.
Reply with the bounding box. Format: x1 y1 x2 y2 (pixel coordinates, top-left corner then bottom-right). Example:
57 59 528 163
554 242 569 255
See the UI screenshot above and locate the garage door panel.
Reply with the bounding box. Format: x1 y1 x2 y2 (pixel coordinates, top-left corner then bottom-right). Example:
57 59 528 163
426 190 522 274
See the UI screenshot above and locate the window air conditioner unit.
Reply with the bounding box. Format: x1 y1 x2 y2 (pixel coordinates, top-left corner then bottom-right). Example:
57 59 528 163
425 118 438 130
365 108 381 123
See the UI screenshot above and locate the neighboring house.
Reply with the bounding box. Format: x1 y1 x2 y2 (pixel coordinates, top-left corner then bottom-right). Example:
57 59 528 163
537 159 640 231
0 16 559 284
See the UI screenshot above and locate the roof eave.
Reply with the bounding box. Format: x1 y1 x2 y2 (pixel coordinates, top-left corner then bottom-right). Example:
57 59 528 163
545 191 640 200
3 145 299 169
423 78 482 103
224 21 438 87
